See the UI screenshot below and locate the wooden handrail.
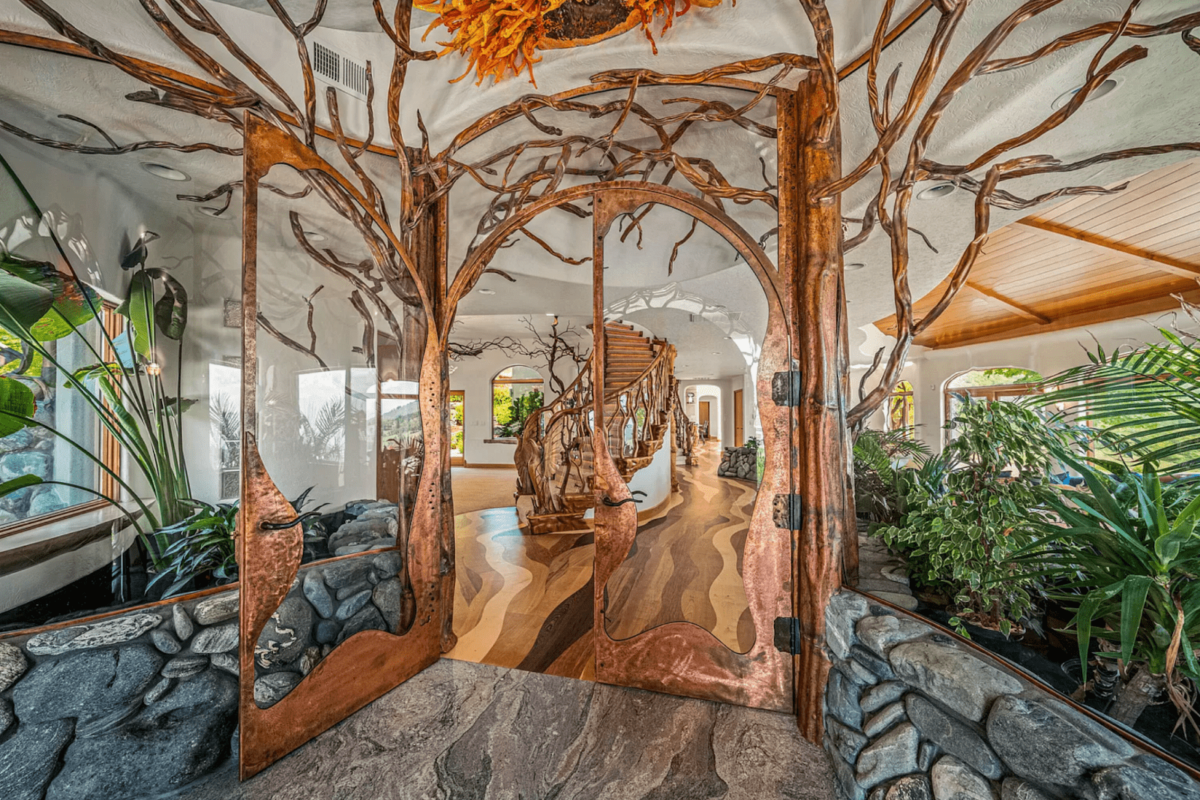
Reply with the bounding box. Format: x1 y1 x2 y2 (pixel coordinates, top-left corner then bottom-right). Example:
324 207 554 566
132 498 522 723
515 332 678 527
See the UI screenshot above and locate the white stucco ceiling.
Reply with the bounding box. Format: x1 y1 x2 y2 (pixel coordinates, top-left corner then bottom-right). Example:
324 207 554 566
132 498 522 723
1 0 1198 379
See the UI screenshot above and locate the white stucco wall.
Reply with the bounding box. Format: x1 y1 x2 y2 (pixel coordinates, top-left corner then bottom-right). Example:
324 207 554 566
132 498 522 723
853 308 1200 454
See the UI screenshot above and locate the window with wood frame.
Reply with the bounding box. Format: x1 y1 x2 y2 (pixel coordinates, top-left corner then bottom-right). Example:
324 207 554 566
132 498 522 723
0 304 123 536
491 365 544 441
944 367 1044 426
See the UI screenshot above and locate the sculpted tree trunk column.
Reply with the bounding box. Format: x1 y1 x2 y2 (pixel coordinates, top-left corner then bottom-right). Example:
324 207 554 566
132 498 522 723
791 73 850 743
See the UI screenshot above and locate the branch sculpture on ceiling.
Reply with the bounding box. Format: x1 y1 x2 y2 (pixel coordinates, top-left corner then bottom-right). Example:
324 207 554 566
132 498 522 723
448 314 590 394
414 0 730 85
794 0 1200 431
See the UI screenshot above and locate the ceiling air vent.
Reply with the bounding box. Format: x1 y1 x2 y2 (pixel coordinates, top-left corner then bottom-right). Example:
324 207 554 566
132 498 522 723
312 42 368 101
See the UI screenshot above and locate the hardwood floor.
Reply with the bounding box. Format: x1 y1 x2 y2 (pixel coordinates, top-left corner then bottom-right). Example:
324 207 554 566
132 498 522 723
445 442 756 677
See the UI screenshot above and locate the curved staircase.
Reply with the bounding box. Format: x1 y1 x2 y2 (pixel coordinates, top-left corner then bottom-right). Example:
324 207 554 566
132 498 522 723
515 322 678 534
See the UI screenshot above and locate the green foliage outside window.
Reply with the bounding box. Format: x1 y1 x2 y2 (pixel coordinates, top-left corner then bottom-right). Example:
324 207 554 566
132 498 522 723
493 386 543 438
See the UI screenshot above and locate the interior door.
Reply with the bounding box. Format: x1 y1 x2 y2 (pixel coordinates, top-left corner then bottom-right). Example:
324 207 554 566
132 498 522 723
734 390 745 447
589 187 793 710
698 401 711 440
237 118 443 778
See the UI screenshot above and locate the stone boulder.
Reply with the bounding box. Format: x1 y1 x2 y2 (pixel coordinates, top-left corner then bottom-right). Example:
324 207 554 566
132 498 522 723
0 719 75 800
826 592 870 660
889 641 1021 722
986 695 1132 793
905 695 1002 780
0 641 27 692
255 671 303 708
855 722 919 789
930 756 995 800
14 645 163 726
25 613 162 656
856 615 928 659
255 597 314 668
192 592 239 626
46 669 237 800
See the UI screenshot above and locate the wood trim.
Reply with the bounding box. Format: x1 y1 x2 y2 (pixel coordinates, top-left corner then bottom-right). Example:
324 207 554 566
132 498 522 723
1015 218 1200 280
0 580 238 642
923 287 1200 349
459 461 516 469
965 281 1052 325
0 498 108 541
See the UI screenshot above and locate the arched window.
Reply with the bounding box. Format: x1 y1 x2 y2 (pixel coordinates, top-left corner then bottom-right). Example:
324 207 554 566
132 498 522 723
887 380 915 430
491 366 544 441
945 368 1042 424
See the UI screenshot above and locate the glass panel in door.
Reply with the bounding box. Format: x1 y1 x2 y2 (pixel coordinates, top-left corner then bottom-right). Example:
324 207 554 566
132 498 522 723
590 190 792 710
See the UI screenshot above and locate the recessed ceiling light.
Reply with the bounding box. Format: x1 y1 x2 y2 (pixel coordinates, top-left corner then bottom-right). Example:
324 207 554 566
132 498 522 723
478 289 495 295
303 230 326 242
917 182 956 201
845 262 865 271
1051 78 1118 111
141 162 189 182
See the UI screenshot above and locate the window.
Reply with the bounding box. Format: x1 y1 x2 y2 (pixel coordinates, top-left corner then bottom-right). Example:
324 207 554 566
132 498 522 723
0 306 121 534
380 379 420 450
945 368 1043 424
208 363 241 502
491 366 544 440
886 380 915 430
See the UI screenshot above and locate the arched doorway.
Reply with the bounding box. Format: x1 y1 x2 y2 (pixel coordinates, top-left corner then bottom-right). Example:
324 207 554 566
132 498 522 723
451 181 793 710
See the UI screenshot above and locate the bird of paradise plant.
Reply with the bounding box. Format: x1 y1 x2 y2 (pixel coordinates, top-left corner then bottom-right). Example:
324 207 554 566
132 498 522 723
0 150 193 565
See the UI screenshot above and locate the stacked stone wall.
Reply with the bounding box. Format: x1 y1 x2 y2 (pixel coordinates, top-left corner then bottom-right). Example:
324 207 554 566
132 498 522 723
0 544 407 799
824 591 1200 800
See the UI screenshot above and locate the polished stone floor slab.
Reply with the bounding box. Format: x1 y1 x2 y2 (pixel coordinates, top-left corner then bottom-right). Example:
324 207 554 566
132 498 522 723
180 659 833 800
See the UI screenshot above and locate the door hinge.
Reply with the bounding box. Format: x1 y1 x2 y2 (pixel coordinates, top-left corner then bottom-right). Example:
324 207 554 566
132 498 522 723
773 493 803 530
774 617 803 655
772 370 803 406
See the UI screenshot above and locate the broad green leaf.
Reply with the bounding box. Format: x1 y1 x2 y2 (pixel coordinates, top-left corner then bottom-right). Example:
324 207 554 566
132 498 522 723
0 270 54 337
0 254 99 341
0 376 36 437
0 473 42 497
145 268 187 340
163 397 197 417
117 270 154 359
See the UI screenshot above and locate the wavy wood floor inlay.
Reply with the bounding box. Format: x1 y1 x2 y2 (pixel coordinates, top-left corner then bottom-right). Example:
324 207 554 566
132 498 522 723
446 442 755 677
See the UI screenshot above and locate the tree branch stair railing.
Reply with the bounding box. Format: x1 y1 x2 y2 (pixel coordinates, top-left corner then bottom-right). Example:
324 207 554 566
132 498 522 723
515 322 677 534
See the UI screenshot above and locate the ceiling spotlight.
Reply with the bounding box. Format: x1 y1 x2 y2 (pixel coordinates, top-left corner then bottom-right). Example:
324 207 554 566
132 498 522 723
845 262 865 272
141 162 189 182
1051 78 1118 111
303 230 326 242
478 289 496 295
917 182 956 201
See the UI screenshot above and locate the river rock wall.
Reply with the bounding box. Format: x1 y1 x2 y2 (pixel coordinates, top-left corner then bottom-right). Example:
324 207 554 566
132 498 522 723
0 544 409 799
823 590 1200 800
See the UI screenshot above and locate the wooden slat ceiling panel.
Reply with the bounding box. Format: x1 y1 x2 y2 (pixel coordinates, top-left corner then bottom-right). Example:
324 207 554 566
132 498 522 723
875 157 1200 348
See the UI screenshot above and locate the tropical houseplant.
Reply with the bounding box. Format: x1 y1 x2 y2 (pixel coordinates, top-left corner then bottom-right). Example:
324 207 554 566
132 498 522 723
1013 457 1200 732
879 397 1071 637
0 151 204 597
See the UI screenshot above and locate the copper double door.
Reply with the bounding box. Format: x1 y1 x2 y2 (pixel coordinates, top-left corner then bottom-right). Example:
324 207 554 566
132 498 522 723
236 117 796 778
